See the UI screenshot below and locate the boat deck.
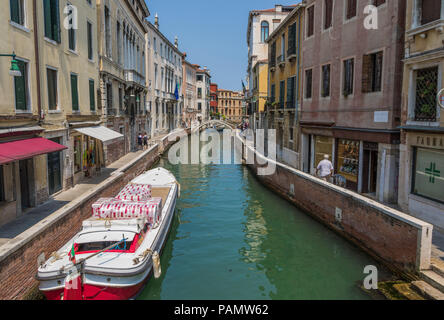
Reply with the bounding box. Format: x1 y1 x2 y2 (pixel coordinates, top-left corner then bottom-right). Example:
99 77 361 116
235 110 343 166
151 187 172 207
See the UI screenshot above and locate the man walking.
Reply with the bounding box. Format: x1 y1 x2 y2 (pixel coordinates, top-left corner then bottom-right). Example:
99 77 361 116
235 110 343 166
316 154 334 182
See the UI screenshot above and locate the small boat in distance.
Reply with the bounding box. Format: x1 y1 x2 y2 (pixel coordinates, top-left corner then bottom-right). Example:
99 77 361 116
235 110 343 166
36 168 179 300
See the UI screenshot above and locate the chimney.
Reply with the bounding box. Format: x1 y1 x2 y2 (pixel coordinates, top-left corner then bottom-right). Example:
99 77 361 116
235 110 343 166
174 36 178 49
275 5 283 12
154 13 159 29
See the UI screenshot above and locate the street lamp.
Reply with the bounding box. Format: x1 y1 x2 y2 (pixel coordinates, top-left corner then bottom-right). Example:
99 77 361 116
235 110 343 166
0 52 22 77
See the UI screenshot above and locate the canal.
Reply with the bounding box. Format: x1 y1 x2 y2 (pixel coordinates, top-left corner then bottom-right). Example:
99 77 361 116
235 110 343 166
138 130 380 300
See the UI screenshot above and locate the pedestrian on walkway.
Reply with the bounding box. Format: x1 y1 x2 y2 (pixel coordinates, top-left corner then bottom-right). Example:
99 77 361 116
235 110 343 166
316 154 334 182
137 133 143 150
143 132 148 150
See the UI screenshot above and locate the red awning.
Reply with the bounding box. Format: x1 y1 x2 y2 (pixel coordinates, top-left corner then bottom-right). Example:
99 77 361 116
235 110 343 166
0 137 67 165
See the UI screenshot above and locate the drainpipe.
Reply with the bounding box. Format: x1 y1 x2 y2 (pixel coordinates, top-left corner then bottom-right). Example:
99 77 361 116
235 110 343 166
294 10 302 140
33 0 42 123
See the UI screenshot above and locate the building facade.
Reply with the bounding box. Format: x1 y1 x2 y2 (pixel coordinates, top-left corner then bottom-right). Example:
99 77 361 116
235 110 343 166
0 0 103 227
196 67 211 122
246 4 297 126
266 5 304 169
182 59 198 127
210 83 218 115
217 89 244 123
398 0 444 229
145 15 184 137
97 0 148 161
300 0 405 204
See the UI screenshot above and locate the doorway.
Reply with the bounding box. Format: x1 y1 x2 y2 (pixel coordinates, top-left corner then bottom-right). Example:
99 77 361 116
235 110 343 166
48 138 62 195
19 160 31 209
362 142 378 195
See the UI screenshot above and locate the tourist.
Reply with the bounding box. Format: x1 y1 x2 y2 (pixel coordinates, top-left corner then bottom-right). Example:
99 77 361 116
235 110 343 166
143 132 148 150
316 154 334 182
137 133 143 150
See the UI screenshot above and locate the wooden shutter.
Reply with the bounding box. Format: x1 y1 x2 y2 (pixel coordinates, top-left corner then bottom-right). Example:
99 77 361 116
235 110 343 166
14 60 27 110
54 0 61 42
422 0 441 25
43 0 52 38
324 0 333 29
307 6 314 37
374 52 383 92
88 22 93 60
288 23 296 56
10 0 20 24
362 54 372 93
89 80 95 111
71 74 79 111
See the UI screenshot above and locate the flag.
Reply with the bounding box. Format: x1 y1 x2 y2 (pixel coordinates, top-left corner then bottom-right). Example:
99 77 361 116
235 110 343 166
69 243 76 264
241 80 246 93
174 82 180 100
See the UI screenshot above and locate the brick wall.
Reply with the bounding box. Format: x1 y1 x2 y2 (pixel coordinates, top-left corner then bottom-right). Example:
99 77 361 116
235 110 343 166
104 139 126 166
0 141 170 300
240 134 432 276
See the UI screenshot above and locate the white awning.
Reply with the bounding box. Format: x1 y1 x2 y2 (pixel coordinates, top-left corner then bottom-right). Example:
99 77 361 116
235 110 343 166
75 126 123 145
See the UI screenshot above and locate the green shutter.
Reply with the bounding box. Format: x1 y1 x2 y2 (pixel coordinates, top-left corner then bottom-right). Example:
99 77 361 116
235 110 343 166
89 80 95 111
71 74 79 111
14 60 27 110
10 0 20 24
54 0 61 42
43 0 52 38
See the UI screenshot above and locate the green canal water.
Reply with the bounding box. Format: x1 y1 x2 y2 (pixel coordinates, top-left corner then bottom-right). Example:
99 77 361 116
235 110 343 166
138 131 377 300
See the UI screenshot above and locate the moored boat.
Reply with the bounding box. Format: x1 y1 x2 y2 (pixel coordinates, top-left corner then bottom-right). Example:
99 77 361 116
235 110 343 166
36 168 179 300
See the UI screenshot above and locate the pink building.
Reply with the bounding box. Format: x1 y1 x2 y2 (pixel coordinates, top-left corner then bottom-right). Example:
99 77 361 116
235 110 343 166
300 0 405 203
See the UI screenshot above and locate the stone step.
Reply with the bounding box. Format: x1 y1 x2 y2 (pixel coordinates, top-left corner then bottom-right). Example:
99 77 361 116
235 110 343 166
431 258 444 278
411 281 444 300
421 270 444 293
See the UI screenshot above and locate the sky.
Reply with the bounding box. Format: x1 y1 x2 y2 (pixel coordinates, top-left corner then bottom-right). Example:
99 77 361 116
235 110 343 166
145 0 301 91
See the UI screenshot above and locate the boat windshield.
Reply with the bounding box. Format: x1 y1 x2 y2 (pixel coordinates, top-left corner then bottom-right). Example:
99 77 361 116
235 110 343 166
77 240 133 253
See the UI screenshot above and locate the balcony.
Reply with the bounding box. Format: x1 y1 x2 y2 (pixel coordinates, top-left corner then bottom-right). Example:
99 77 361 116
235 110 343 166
124 69 145 87
277 54 286 68
287 47 297 61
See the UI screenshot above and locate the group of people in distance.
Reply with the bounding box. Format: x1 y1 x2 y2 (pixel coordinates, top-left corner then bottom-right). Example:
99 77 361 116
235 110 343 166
137 133 149 150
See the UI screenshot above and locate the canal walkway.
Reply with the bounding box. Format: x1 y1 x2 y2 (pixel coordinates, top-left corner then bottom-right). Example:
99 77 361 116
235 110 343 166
0 134 168 248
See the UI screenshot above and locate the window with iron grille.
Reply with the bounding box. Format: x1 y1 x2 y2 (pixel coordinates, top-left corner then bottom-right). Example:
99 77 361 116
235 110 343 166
362 51 383 93
343 59 354 96
414 67 438 122
305 69 313 99
321 64 330 97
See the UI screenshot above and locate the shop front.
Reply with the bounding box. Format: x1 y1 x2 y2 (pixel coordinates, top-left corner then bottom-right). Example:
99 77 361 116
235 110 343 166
314 136 334 171
336 139 360 191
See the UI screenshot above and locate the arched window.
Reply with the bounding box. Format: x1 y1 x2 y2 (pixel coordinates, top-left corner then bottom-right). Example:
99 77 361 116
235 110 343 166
261 21 269 42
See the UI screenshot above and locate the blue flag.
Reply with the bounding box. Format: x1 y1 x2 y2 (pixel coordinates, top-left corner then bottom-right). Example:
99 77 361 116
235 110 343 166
174 82 179 100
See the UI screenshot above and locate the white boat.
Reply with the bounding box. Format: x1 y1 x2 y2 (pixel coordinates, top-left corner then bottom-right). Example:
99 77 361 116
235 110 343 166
36 168 179 300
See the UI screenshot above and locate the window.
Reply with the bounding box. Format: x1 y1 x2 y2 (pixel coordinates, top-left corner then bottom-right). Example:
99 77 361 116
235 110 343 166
118 87 123 111
280 33 286 59
270 84 275 103
287 77 296 108
307 5 315 37
279 81 285 109
106 83 113 112
89 80 95 111
269 42 277 68
198 88 202 99
0 166 4 202
373 0 386 6
288 22 297 56
421 0 441 25
362 51 383 93
10 0 25 26
305 69 313 99
197 75 203 82
14 59 29 111
43 0 60 42
71 74 79 111
414 67 438 121
412 148 444 203
104 6 111 57
324 0 333 30
87 21 93 60
321 64 331 97
261 21 269 42
117 22 121 64
346 0 357 20
198 103 202 111
47 68 58 110
67 4 76 51
343 59 354 96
